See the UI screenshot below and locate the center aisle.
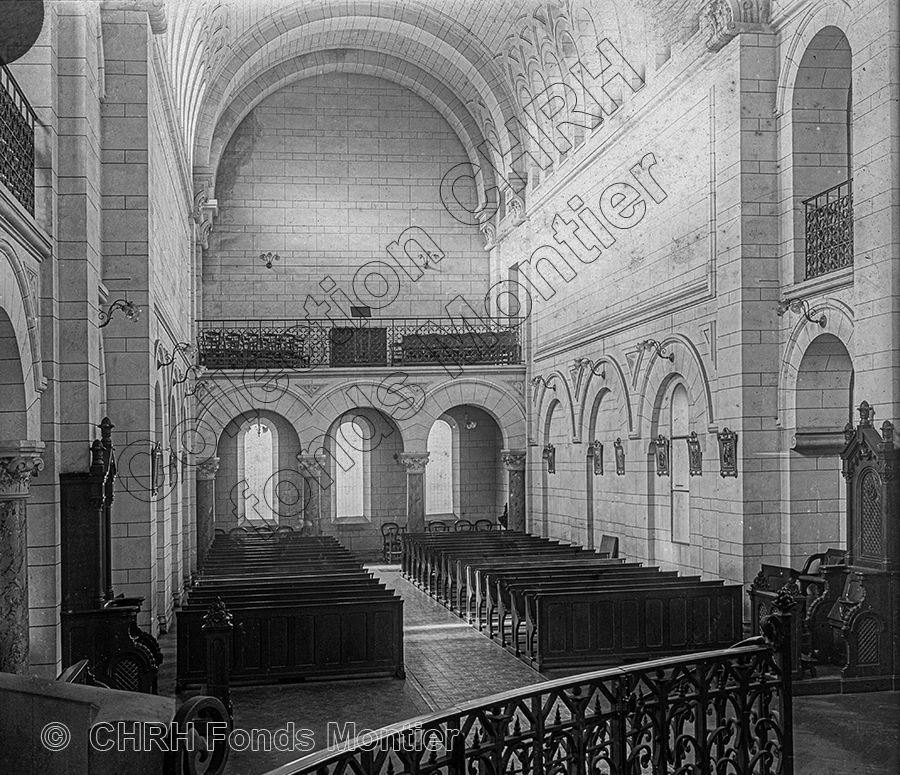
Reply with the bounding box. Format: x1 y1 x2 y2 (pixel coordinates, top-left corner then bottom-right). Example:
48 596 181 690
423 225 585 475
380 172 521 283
371 565 543 709
220 564 542 775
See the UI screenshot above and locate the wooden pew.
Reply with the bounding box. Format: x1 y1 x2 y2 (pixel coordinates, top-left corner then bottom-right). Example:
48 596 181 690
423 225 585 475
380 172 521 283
176 533 404 688
528 582 742 670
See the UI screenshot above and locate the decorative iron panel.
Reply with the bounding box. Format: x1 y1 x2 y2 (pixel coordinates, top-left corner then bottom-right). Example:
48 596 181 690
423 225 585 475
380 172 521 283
197 318 524 370
262 644 790 775
0 62 36 215
860 468 883 557
804 179 852 279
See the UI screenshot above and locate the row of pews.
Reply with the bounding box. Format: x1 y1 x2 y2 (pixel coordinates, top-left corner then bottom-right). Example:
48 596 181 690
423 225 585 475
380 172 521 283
402 531 743 671
176 528 404 689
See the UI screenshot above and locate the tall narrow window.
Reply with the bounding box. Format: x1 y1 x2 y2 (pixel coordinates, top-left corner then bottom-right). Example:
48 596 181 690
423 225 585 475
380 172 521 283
670 385 690 543
336 417 367 518
243 422 275 523
427 419 454 515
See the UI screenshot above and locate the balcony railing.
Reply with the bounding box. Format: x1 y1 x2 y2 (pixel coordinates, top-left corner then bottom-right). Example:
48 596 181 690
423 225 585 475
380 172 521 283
804 179 852 280
262 635 793 775
197 317 524 370
0 61 36 215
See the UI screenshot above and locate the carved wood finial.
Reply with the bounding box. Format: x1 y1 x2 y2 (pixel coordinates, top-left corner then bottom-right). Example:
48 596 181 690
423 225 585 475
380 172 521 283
858 401 874 427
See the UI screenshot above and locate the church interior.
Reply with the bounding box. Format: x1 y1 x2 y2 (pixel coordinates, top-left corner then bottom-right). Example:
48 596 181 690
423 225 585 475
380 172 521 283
0 0 898 773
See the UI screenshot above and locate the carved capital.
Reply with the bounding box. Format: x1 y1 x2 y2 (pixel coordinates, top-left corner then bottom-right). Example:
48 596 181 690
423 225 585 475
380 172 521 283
0 441 45 500
398 452 429 475
479 220 496 249
196 456 220 481
705 0 771 52
501 449 527 472
297 453 324 479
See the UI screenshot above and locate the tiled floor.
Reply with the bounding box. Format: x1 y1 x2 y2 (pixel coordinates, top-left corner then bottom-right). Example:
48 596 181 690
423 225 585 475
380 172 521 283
157 566 899 775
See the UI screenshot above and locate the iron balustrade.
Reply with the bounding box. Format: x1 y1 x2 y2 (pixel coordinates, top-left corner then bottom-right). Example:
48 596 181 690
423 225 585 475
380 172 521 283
197 317 524 369
0 61 36 215
262 629 793 775
803 179 852 280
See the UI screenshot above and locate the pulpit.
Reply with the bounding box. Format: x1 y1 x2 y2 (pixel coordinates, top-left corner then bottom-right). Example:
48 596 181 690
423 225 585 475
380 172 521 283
60 419 162 693
829 402 900 687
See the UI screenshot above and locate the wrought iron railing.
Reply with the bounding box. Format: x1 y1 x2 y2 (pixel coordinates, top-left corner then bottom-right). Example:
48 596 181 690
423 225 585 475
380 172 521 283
0 61 36 215
263 630 793 775
804 179 852 279
197 317 524 369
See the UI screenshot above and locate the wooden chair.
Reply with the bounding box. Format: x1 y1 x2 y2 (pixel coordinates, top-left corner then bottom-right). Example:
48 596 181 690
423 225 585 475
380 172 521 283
426 520 449 533
474 519 494 532
381 522 403 563
598 534 619 559
454 519 475 532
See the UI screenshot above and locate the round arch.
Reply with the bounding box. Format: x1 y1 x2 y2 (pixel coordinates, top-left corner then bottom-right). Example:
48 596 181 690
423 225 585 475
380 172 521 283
635 334 715 439
577 355 634 439
0 244 41 438
778 298 854 430
205 51 500 213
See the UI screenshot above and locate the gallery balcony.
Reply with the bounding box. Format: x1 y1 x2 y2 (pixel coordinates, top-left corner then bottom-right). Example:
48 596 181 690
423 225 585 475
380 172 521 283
804 178 853 280
0 61 36 216
197 317 524 370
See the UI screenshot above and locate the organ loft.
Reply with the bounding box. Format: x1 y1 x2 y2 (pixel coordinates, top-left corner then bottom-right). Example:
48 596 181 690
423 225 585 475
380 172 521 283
0 1 897 774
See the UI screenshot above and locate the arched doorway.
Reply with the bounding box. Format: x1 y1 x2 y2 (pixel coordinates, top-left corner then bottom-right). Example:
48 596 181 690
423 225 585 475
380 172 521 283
789 333 854 564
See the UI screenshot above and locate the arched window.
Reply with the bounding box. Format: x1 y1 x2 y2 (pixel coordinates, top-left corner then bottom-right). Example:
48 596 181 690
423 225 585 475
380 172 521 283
670 384 690 543
427 419 454 515
335 416 369 518
242 421 275 523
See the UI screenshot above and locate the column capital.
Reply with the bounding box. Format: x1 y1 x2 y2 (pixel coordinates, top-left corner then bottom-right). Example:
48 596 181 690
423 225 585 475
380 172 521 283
501 449 527 471
196 456 220 481
297 453 323 478
398 451 429 475
0 441 45 500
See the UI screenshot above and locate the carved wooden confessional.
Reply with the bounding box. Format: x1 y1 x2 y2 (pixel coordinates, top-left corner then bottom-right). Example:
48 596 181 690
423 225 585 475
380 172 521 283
60 418 162 692
831 401 900 685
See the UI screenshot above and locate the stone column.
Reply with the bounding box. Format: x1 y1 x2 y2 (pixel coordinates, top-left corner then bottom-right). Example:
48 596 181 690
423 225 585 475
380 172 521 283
195 457 219 570
0 442 44 673
399 452 429 532
501 450 527 532
297 454 324 535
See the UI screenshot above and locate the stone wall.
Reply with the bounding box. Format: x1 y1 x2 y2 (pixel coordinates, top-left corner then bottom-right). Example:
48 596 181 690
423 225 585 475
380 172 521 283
204 72 490 322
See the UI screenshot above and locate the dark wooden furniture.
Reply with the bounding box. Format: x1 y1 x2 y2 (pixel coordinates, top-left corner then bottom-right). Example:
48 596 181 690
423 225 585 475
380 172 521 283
453 519 474 532
177 532 404 688
426 520 449 533
474 519 494 531
402 531 741 670
598 534 619 558
828 403 899 686
381 521 404 562
60 419 162 693
749 547 847 675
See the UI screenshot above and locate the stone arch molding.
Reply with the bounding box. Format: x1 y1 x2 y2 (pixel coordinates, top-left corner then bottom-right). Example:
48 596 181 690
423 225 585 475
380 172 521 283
204 50 498 214
415 377 527 452
193 5 521 175
777 297 854 431
635 333 716 439
774 3 853 119
0 239 42 395
195 378 313 453
534 369 578 443
0 241 41 438
577 355 635 441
